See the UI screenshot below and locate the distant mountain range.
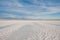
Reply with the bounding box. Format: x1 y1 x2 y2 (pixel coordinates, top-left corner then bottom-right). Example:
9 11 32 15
0 18 60 21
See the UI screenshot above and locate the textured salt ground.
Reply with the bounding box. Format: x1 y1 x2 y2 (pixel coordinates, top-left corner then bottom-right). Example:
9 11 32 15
6 22 60 40
0 21 60 40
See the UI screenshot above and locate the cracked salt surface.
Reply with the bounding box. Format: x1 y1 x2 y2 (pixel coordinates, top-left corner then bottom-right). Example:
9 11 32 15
0 20 60 40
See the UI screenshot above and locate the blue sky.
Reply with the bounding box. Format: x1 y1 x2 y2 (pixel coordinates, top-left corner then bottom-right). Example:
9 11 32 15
0 0 60 19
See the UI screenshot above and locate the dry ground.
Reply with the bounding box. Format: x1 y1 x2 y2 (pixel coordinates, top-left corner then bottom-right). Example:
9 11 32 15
0 20 60 40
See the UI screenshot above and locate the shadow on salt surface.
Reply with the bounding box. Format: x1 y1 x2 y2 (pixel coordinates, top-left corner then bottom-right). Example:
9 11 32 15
44 23 60 27
38 22 60 27
0 23 17 29
49 24 60 26
32 22 43 27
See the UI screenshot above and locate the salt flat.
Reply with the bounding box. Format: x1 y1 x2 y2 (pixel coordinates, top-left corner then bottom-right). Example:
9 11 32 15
0 20 60 40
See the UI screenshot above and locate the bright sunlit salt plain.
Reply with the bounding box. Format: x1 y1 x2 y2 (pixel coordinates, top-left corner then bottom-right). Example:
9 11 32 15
0 20 60 40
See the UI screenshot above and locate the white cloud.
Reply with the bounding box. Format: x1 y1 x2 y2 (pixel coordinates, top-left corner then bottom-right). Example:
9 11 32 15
0 0 60 19
1 0 60 14
0 0 24 7
3 13 18 18
4 6 60 17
